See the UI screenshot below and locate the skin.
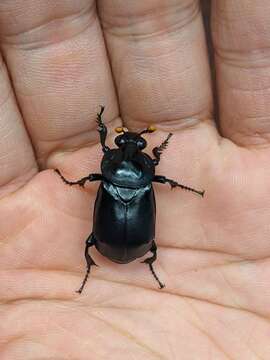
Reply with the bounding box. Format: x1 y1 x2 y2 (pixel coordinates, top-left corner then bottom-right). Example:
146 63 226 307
1 0 270 358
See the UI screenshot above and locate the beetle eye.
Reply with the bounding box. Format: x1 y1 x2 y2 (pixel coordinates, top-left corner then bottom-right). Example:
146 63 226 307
137 138 147 149
115 135 126 147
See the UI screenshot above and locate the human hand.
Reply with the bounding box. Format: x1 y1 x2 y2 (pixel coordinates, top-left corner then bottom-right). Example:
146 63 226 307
1 1 270 359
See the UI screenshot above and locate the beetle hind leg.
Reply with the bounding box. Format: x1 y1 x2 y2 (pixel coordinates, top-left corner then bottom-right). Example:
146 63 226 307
76 233 98 294
141 241 165 289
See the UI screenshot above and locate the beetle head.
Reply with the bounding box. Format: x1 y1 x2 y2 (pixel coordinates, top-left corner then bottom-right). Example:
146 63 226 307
114 126 156 151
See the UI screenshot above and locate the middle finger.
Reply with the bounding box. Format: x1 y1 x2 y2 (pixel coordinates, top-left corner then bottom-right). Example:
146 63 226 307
99 0 214 130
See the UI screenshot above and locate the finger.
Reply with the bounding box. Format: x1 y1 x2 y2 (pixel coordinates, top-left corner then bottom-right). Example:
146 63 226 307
98 0 216 133
0 54 36 195
0 1 119 169
212 0 270 147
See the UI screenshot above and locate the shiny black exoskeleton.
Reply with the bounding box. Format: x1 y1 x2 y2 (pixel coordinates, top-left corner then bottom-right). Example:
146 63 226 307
55 106 204 293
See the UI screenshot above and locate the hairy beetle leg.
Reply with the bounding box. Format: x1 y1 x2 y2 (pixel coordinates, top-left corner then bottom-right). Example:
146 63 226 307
153 175 205 197
141 241 165 289
76 234 98 294
152 133 173 166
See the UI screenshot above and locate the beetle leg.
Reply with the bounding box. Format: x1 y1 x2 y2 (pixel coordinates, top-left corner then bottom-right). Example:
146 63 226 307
153 175 205 197
141 241 165 289
152 133 173 166
96 105 110 153
76 233 98 294
55 169 103 187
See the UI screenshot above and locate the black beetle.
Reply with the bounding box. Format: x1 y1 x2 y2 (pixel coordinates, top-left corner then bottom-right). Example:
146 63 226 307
55 106 204 293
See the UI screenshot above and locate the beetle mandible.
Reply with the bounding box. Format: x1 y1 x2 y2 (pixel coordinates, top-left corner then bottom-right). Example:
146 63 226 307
55 106 204 293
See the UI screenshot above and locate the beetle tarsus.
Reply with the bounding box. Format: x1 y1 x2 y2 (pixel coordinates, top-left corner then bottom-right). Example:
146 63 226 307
152 133 173 166
153 175 204 197
55 169 103 187
96 105 110 153
76 234 97 294
99 105 105 116
142 241 165 289
55 169 87 187
149 263 165 289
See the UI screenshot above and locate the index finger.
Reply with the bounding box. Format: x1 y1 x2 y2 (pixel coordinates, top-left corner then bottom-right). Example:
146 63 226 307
0 55 36 195
0 0 119 169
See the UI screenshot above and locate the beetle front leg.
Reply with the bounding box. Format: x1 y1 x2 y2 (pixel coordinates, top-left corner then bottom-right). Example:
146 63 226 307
153 175 205 197
142 241 165 289
76 233 98 294
96 105 110 153
55 169 103 187
152 133 173 166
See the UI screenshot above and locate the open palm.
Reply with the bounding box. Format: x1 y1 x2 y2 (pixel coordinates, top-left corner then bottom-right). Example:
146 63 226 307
1 1 270 359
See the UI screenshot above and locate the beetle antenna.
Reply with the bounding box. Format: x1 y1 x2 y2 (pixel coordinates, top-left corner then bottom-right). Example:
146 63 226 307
115 127 126 134
140 125 156 135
